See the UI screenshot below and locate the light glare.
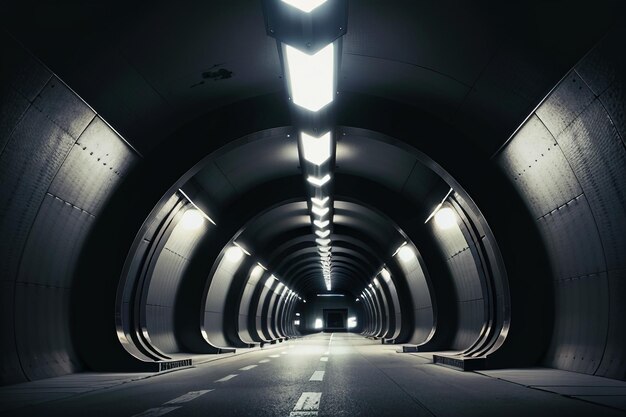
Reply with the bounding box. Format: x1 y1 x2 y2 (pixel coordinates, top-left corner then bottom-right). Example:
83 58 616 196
225 245 244 262
181 209 204 230
284 43 334 112
434 207 457 230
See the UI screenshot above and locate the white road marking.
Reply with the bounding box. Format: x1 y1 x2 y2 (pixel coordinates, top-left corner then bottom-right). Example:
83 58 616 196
164 390 213 405
239 364 258 371
290 392 322 416
269 354 280 358
309 371 325 381
132 407 181 417
215 374 238 382
324 351 329 355
281 351 288 354
320 357 328 362
259 359 270 363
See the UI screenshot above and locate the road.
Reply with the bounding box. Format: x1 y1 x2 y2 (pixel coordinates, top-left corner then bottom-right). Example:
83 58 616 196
3 333 624 416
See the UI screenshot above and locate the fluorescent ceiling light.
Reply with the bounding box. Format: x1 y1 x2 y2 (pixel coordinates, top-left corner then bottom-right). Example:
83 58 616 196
326 282 332 291
301 131 332 166
315 229 330 238
257 262 268 270
281 0 327 13
284 43 334 112
318 246 331 252
180 209 204 230
316 238 331 246
311 205 330 217
311 196 329 207
317 294 344 297
434 207 457 230
313 219 329 228
307 174 331 187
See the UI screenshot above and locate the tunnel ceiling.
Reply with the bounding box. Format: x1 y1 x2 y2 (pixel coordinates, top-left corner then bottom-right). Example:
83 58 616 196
1 0 618 155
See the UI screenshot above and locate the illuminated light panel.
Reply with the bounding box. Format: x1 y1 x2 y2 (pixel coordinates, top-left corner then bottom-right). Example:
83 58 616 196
314 318 323 329
301 132 332 166
284 43 334 112
316 238 331 246
318 246 331 252
311 196 329 207
281 0 327 13
315 229 330 238
348 317 357 329
294 319 300 326
225 245 244 262
434 207 457 230
307 174 331 188
181 209 204 230
313 219 329 228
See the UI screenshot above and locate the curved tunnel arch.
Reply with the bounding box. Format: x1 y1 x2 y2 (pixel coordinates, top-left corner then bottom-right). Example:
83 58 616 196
1 4 625 393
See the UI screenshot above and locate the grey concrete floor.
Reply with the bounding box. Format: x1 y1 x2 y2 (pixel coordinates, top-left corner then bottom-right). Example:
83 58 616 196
1 333 624 416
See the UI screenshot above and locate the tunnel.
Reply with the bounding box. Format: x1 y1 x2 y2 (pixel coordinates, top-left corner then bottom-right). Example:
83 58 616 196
1 0 625 415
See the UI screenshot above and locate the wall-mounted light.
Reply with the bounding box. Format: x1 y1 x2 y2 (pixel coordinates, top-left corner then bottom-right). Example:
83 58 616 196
233 241 251 256
296 312 301 316
178 189 216 225
355 298 360 302
294 319 301 325
180 209 205 230
307 174 331 187
314 318 323 329
257 262 268 270
434 207 457 230
301 131 332 165
397 245 415 262
380 268 391 283
348 316 357 329
281 0 328 13
225 245 245 262
283 43 334 112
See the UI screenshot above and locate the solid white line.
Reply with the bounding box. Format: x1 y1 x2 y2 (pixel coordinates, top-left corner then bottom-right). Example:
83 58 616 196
259 359 270 363
309 371 325 381
239 364 258 371
215 374 238 382
293 392 322 411
269 354 280 358
132 407 181 417
320 357 328 362
164 390 212 405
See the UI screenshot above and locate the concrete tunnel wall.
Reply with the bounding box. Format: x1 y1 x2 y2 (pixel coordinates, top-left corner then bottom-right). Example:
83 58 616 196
1 24 626 386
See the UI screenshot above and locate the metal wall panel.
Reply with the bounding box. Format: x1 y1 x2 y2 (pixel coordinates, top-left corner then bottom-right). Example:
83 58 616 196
498 115 582 218
556 100 626 270
495 32 626 379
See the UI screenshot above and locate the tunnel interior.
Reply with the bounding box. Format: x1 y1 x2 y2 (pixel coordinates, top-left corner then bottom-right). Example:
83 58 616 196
1 0 626 414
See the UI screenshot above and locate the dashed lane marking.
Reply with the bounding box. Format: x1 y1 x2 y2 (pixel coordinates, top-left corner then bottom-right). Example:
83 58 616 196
215 374 238 382
289 392 322 416
269 354 281 358
309 371 325 381
320 357 328 362
133 407 181 417
164 390 213 404
239 365 258 371
259 359 270 363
